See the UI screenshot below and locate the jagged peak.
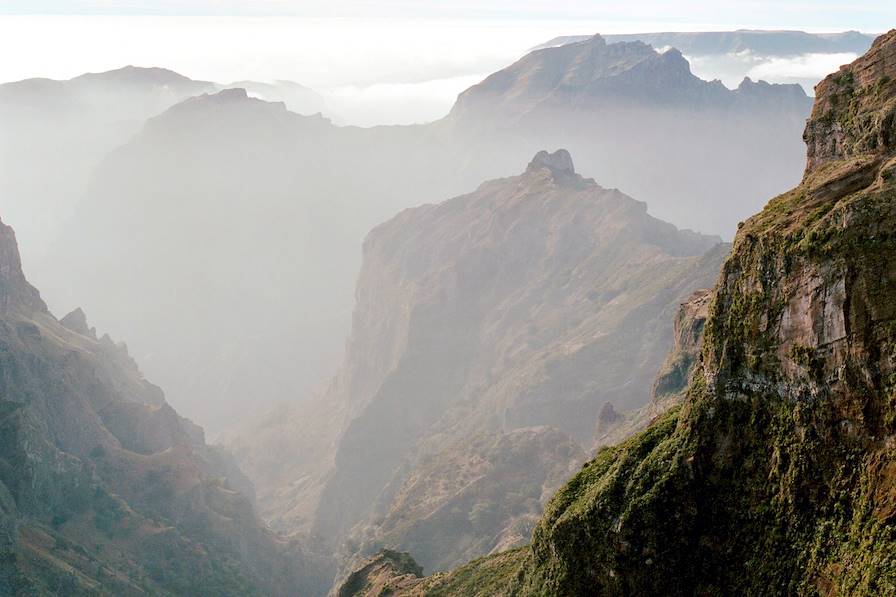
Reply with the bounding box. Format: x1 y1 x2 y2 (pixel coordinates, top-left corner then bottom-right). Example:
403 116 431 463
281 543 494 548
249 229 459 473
60 307 97 339
526 149 576 176
0 217 46 315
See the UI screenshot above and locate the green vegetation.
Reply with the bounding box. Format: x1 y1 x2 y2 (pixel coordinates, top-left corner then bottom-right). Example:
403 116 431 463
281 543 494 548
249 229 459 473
423 549 525 596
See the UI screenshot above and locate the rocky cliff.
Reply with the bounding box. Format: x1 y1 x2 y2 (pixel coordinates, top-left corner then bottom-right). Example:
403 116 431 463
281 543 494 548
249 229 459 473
0 218 333 595
339 28 896 597
236 149 726 581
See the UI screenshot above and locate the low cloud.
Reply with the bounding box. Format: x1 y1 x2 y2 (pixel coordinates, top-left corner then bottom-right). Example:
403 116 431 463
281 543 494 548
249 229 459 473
687 50 859 94
747 52 858 84
323 74 485 126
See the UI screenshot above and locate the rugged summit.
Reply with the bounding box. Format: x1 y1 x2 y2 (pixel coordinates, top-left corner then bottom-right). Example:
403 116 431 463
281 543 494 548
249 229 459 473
233 149 725 579
526 149 576 175
340 29 896 597
441 33 812 236
449 33 810 126
0 218 332 595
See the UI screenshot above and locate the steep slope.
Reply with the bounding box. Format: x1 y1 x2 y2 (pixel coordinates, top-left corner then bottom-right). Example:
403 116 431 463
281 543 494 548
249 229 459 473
342 28 896 597
235 150 726 578
0 218 333 595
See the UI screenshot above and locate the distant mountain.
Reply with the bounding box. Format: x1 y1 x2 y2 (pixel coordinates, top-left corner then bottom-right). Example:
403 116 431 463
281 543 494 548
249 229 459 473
38 87 357 432
0 66 216 263
0 66 327 272
231 150 727 578
444 34 812 234
451 34 809 124
531 30 876 97
222 79 327 116
0 217 333 595
533 29 876 56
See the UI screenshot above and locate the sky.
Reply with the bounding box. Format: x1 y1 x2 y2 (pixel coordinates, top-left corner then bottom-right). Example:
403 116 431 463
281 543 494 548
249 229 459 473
0 1 893 124
0 0 893 31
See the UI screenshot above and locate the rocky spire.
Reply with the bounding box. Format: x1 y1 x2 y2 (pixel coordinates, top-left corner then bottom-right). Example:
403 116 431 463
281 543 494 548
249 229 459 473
60 307 97 338
0 218 46 314
526 149 576 176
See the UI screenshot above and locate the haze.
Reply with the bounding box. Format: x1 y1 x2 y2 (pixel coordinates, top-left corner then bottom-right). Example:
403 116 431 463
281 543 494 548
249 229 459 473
2 1 896 595
0 15 880 126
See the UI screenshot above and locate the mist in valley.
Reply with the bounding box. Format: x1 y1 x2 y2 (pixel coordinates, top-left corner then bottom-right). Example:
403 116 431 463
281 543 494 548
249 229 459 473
1 4 895 596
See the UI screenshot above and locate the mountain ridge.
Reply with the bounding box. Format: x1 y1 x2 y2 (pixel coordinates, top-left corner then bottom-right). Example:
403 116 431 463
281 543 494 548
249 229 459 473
0 215 335 595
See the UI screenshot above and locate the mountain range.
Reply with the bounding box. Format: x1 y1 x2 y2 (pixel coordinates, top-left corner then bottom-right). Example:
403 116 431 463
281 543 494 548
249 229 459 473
3 34 811 433
0 66 326 274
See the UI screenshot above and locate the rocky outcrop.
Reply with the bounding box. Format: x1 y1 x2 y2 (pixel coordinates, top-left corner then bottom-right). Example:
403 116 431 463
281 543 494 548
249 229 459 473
0 216 334 595
652 288 713 398
336 550 423 597
804 30 896 173
526 148 575 175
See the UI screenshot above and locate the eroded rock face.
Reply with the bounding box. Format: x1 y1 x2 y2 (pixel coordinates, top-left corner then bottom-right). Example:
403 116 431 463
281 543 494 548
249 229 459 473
336 550 423 597
804 29 896 172
238 149 725 581
0 217 333 595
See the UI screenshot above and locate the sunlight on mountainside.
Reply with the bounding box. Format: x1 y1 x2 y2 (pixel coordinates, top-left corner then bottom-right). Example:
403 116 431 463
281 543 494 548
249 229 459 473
1 2 894 595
